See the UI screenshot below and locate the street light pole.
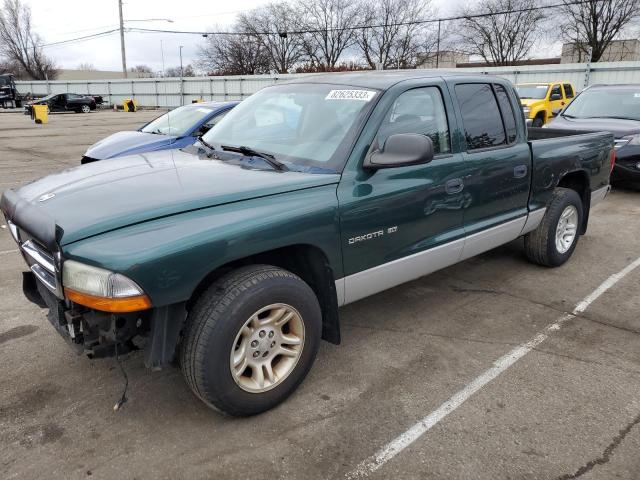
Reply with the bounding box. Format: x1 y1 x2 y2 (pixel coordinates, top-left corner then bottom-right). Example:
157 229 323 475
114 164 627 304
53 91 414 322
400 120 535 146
179 45 184 105
118 0 127 78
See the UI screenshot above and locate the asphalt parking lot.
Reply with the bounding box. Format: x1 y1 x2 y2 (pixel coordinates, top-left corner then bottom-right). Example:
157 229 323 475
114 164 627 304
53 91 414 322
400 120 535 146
1 110 639 480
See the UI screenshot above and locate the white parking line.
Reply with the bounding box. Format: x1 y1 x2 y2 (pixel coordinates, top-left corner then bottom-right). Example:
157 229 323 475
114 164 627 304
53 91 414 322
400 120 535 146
0 249 18 255
346 256 640 479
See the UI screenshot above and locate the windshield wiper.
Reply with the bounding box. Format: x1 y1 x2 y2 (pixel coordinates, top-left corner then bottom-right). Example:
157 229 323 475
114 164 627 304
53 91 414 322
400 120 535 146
197 135 217 153
561 113 577 118
586 115 640 121
221 145 288 171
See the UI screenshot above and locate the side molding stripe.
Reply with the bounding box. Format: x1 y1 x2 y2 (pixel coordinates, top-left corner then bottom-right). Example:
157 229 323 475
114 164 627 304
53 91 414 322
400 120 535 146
336 212 548 307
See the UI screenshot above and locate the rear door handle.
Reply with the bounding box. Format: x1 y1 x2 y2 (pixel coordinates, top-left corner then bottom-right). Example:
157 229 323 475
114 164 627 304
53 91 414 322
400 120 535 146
513 165 528 178
445 178 464 194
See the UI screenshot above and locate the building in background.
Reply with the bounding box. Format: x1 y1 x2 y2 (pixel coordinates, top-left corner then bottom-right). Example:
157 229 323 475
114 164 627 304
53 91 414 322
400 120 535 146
561 39 640 63
56 69 153 80
417 51 469 69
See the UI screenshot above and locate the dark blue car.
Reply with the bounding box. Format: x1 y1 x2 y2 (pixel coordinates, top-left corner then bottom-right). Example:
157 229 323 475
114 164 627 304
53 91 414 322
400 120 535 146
81 101 238 163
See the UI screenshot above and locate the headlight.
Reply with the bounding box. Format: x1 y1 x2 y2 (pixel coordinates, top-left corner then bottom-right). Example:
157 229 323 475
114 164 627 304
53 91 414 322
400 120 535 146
522 106 531 116
7 220 19 243
62 260 151 312
617 134 640 149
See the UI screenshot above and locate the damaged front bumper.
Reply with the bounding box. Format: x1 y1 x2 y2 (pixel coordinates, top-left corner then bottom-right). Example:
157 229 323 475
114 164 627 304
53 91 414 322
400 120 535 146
3 188 187 369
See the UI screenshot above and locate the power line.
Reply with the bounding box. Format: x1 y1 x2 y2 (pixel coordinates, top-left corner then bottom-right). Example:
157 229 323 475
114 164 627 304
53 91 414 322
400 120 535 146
41 29 120 48
129 0 603 37
38 0 601 48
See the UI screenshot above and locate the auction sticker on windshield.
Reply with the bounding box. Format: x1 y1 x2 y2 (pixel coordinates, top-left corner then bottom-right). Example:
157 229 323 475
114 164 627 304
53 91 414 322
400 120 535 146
325 90 377 101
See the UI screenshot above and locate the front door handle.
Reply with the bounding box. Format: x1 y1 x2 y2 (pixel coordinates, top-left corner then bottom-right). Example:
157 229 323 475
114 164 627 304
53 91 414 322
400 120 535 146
514 165 528 178
445 178 464 194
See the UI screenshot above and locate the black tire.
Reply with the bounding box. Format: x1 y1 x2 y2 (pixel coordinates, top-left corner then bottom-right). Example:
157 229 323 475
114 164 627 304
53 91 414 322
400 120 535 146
180 265 322 416
532 114 545 127
524 187 583 267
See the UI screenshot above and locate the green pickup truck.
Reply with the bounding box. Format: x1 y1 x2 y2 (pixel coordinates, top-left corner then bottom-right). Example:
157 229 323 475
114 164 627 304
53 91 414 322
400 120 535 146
1 72 615 416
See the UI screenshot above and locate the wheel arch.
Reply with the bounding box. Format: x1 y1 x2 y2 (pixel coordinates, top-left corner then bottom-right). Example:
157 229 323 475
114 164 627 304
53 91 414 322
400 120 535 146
187 243 341 345
557 169 591 234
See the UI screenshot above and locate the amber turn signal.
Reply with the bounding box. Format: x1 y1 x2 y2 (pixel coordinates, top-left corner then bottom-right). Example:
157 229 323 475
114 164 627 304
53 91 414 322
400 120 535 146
64 288 152 313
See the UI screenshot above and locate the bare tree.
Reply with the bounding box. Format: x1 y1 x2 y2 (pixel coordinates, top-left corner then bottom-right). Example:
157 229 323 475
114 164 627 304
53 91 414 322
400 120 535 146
129 64 155 78
238 2 305 73
295 0 360 69
77 62 96 71
165 64 196 77
0 0 57 79
559 0 640 62
356 0 438 69
457 0 546 66
197 28 270 75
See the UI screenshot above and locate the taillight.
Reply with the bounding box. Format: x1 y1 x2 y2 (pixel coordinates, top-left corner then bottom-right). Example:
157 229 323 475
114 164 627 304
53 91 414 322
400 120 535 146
610 148 616 172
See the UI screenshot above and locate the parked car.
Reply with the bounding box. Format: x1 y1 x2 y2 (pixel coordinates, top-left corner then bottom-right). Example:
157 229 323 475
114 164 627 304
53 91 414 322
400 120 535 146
82 101 238 163
25 93 96 115
0 73 23 108
546 84 640 187
516 82 575 127
1 72 614 416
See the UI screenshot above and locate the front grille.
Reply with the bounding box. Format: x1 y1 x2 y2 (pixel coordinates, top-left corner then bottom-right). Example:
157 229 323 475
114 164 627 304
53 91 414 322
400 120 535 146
7 220 62 298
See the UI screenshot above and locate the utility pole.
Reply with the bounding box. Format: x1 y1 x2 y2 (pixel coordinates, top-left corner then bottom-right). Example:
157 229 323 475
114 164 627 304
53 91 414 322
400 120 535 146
179 46 184 77
435 20 441 69
118 0 128 78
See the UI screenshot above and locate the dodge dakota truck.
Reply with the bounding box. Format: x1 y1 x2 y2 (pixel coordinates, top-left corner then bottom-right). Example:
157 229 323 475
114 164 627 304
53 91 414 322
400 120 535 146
1 72 614 416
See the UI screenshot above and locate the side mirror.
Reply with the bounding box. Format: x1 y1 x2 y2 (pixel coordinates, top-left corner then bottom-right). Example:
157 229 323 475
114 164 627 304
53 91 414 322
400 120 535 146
550 93 562 101
364 133 434 169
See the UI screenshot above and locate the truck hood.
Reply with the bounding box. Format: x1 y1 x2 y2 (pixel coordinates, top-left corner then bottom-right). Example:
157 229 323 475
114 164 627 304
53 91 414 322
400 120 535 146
10 149 340 246
84 131 179 160
546 115 640 138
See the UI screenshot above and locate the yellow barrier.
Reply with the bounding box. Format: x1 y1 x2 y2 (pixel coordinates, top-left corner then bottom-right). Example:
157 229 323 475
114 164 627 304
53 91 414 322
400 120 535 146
123 98 137 112
33 104 48 124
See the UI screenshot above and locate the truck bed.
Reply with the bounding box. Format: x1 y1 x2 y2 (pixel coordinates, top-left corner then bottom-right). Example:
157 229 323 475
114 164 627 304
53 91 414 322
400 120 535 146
526 127 614 212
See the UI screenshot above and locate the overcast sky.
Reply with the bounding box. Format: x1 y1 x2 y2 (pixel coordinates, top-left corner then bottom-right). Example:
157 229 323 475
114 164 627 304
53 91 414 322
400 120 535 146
29 0 559 72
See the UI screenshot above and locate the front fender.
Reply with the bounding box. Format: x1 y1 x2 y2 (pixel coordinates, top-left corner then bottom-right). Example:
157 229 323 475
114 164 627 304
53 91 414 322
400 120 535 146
62 185 342 307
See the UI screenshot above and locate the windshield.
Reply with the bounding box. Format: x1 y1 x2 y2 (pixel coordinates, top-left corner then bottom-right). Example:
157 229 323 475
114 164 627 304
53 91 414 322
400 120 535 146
202 83 379 172
562 88 640 121
516 85 549 99
0 76 9 86
141 105 213 136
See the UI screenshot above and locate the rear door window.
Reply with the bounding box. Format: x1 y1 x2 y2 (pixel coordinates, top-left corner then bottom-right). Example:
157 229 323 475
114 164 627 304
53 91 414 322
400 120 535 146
455 83 506 150
563 84 574 98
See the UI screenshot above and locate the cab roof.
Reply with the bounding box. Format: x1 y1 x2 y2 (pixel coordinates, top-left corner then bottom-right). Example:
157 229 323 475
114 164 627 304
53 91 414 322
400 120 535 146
285 70 498 90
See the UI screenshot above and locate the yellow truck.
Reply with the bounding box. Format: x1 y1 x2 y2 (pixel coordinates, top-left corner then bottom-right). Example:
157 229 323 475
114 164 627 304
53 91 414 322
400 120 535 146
516 82 575 127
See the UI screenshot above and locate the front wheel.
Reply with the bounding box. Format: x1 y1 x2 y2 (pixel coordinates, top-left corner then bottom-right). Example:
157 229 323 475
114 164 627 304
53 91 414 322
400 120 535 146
180 265 322 416
524 187 583 267
532 114 545 127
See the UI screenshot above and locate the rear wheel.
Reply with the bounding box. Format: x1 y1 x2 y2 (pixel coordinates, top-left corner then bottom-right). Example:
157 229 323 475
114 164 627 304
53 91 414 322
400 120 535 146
524 187 583 267
180 265 322 416
80 104 91 113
